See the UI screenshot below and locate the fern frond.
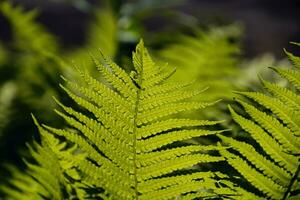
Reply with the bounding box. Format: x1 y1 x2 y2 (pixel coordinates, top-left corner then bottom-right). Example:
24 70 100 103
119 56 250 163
1 116 85 199
236 99 300 154
285 48 300 69
219 135 292 186
271 67 300 90
235 91 300 134
220 49 300 199
229 105 297 171
41 40 235 199
260 78 300 111
221 149 285 199
219 179 265 200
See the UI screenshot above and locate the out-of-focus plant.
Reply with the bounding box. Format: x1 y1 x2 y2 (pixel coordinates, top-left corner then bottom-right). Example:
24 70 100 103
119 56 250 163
0 1 62 117
158 25 241 120
0 43 7 65
0 1 64 166
0 2 58 53
0 82 16 137
238 53 292 89
65 7 119 81
159 25 241 102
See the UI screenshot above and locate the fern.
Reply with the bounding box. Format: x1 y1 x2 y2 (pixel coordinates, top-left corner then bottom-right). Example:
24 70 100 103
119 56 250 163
0 1 58 54
159 25 241 102
0 2 68 173
219 49 300 199
17 40 239 199
0 1 62 114
0 116 85 199
65 6 118 79
87 8 118 58
62 6 120 102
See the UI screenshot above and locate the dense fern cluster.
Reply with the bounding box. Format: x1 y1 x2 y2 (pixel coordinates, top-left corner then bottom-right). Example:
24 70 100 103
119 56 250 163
1 41 235 199
0 1 300 200
2 39 299 200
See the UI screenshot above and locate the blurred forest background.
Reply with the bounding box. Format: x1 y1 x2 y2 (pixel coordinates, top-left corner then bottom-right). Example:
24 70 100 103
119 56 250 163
0 0 300 186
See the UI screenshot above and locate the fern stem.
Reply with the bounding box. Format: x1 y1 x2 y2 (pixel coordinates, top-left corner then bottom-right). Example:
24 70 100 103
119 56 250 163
132 90 141 200
282 160 300 200
132 50 145 200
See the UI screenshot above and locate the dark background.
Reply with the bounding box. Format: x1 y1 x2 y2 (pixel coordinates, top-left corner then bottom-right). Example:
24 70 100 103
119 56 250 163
1 0 300 58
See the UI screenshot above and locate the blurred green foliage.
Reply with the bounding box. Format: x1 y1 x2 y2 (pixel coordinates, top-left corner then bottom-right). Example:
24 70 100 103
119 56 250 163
159 25 241 102
0 2 61 171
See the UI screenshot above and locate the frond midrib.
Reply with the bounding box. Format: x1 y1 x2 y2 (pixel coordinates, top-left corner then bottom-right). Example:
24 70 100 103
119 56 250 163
132 48 145 200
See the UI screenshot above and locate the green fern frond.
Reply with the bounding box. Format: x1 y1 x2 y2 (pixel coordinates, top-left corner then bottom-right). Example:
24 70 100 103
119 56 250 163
285 48 300 69
270 67 300 91
235 91 300 134
1 116 85 199
40 40 235 199
220 49 300 199
260 78 300 111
